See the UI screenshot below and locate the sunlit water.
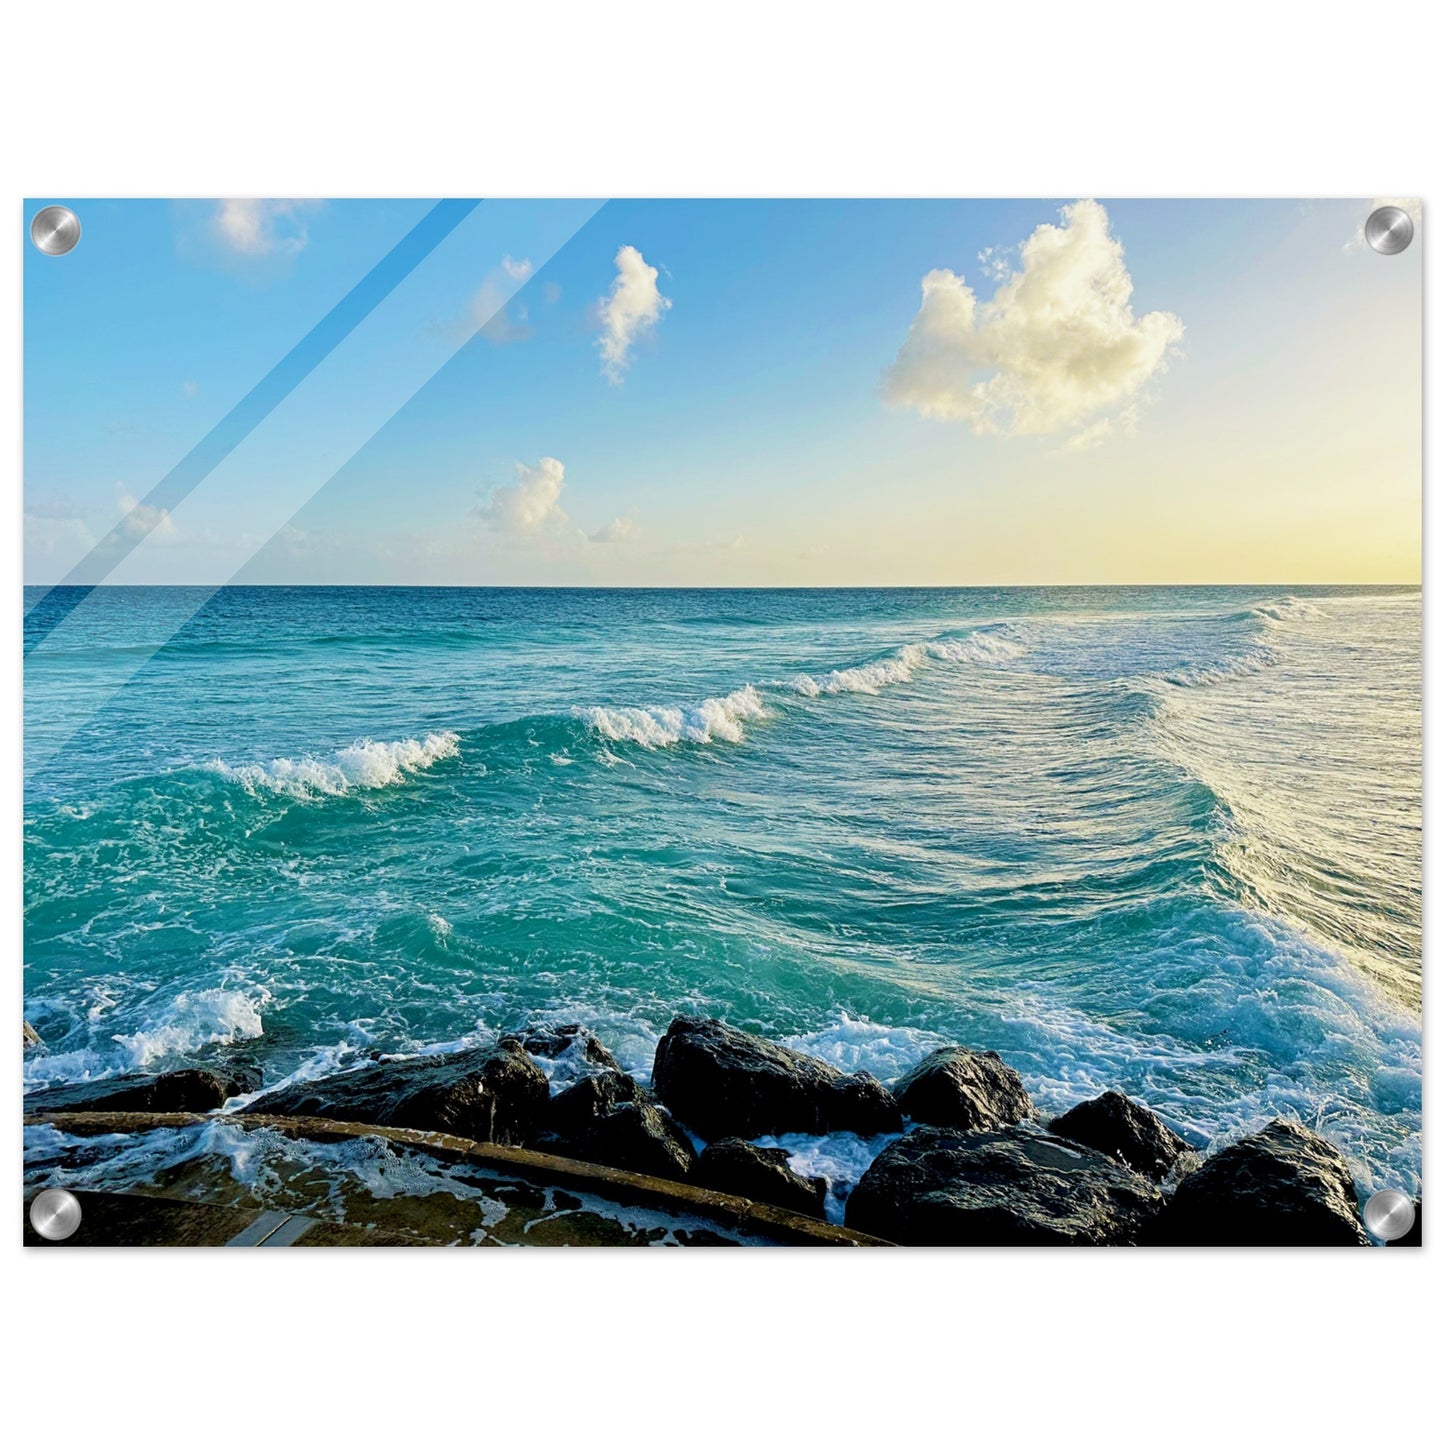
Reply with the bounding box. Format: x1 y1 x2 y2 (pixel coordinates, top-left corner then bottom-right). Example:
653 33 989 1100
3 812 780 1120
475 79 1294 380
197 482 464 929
22 585 1422 1201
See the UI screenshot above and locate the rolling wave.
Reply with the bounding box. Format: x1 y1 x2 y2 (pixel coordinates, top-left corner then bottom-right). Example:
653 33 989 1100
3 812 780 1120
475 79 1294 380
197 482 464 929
208 731 461 799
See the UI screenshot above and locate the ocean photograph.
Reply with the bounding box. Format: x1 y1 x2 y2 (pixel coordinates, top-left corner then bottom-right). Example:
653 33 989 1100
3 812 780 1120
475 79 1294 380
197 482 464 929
22 198 1422 1246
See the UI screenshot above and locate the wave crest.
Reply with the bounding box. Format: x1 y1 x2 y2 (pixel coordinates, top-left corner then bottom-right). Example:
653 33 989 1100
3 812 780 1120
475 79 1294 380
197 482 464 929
789 643 926 697
576 686 767 747
210 731 460 798
1253 596 1324 624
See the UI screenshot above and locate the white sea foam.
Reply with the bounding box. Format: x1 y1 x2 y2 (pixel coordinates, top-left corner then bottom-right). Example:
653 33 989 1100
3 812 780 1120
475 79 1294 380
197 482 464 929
752 1130 902 1225
1253 596 1325 624
27 987 271 1089
790 627 1025 697
576 685 767 747
781 1012 949 1083
111 987 268 1069
209 731 460 798
927 630 1027 665
994 909 1422 1193
1160 646 1278 690
789 643 927 697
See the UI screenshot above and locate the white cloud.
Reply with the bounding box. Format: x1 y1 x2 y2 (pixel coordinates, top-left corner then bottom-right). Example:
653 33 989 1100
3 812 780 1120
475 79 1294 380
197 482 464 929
115 483 180 543
589 517 637 544
597 245 670 382
882 199 1183 446
501 255 533 280
181 379 198 398
1345 197 1422 253
212 200 313 256
473 457 570 535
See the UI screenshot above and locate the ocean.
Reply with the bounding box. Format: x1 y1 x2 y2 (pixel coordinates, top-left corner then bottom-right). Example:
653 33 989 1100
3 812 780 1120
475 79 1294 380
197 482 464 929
22 584 1423 1204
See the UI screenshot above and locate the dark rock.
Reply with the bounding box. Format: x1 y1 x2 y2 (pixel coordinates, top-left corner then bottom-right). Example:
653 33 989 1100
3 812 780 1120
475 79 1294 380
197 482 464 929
652 1016 902 1140
506 1023 621 1074
241 1040 547 1146
892 1046 1034 1132
23 1021 43 1050
1049 1091 1193 1180
25 1065 261 1116
694 1138 827 1218
1150 1120 1367 1246
846 1125 1163 1245
541 1071 694 1181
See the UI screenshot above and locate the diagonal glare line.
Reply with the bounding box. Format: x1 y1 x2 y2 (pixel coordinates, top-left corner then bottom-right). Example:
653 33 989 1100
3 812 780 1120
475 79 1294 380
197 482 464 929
24 198 482 648
23 199 609 786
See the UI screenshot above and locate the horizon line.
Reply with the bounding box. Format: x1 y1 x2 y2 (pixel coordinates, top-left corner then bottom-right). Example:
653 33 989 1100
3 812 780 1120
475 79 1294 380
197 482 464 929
19 579 1423 592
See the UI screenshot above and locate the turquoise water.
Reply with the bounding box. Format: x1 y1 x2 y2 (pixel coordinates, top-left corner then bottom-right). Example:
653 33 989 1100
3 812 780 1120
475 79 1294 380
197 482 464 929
22 585 1422 1197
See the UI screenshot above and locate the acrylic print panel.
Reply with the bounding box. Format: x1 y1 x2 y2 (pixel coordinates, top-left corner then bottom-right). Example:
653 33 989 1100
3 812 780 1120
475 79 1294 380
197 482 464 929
22 198 1421 1248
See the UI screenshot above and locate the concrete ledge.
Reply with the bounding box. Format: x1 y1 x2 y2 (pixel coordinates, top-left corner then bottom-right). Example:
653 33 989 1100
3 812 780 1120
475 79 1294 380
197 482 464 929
24 1109 892 1247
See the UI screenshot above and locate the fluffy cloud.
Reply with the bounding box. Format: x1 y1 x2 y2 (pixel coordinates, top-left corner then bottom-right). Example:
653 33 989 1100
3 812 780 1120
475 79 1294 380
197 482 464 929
597 245 670 382
882 200 1183 445
1345 197 1422 253
589 516 637 544
212 199 313 256
473 457 570 534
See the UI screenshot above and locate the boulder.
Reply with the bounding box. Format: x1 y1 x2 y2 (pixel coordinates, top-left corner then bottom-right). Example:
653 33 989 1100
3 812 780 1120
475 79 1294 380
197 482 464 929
541 1071 694 1181
506 1023 621 1075
242 1040 547 1146
23 1021 43 1050
694 1139 827 1218
652 1016 902 1140
25 1065 262 1116
1150 1119 1366 1246
1049 1091 1193 1180
892 1046 1034 1132
846 1125 1163 1245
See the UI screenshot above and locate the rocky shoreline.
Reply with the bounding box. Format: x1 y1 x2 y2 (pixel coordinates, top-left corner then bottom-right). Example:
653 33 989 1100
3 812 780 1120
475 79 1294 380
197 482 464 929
25 1014 1409 1246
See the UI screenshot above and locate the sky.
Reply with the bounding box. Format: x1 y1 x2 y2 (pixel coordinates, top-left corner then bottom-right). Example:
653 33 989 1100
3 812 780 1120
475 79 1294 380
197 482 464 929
23 196 1422 586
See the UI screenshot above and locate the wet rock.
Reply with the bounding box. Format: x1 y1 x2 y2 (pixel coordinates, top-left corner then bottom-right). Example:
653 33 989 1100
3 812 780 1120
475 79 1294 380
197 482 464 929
694 1139 827 1218
892 1047 1035 1131
242 1040 547 1146
1150 1120 1367 1246
845 1126 1163 1245
541 1071 694 1181
506 1023 621 1075
24 1065 262 1116
1049 1091 1193 1180
653 1016 902 1141
23 1021 43 1050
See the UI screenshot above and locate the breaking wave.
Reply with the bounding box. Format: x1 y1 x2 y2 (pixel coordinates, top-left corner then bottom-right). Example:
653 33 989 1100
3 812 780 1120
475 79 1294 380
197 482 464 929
788 626 1027 698
23 987 268 1089
575 685 768 747
209 731 461 798
573 625 1030 746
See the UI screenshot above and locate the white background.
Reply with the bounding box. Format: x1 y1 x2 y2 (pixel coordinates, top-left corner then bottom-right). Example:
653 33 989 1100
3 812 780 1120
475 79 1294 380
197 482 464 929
2 3 1436 1437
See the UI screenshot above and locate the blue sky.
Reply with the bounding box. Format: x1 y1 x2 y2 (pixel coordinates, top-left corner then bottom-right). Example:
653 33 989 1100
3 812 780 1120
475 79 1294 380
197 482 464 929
24 196 1421 585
